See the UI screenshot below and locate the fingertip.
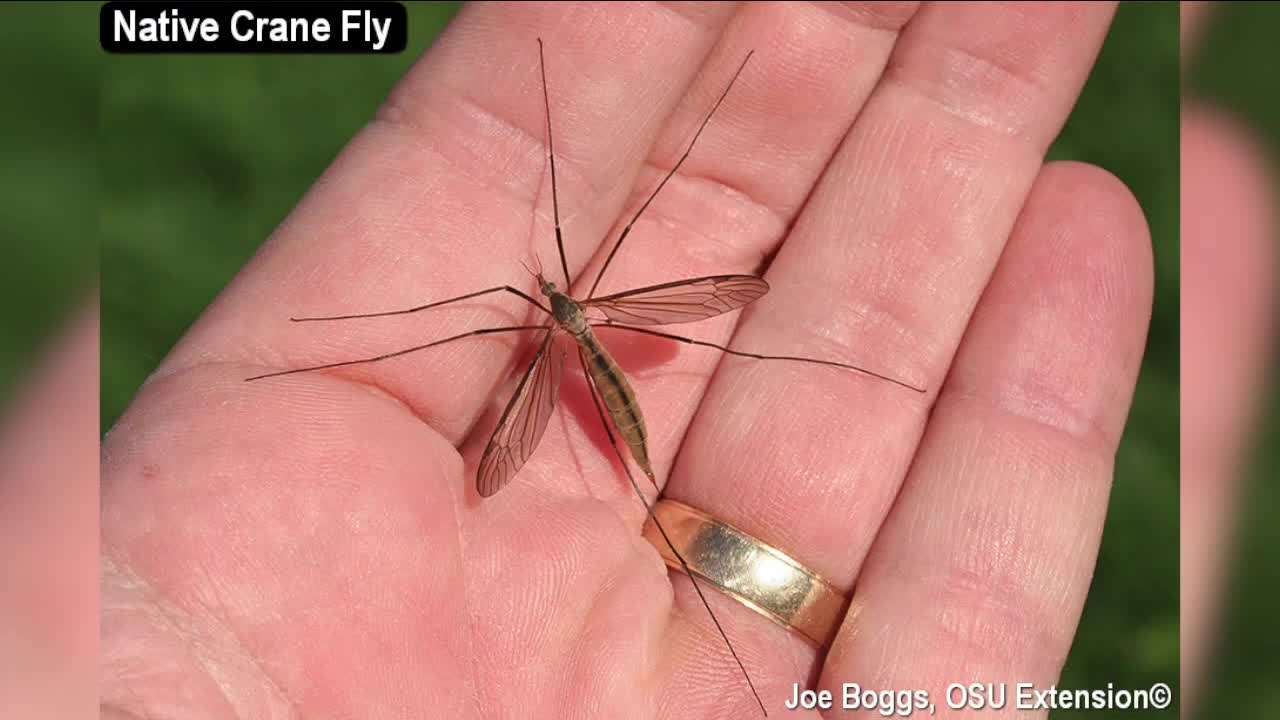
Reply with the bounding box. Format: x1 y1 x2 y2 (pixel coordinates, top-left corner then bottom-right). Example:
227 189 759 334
1038 160 1155 310
944 160 1156 448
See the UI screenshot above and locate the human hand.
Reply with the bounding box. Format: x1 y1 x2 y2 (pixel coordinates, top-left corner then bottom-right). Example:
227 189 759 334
102 3 1152 718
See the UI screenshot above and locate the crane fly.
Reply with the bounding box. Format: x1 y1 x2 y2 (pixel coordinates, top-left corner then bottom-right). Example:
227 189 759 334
246 39 925 717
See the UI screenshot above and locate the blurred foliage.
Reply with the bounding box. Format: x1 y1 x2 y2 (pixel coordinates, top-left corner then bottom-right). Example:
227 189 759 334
102 2 463 427
95 0 1180 716
1185 3 1280 718
0 3 98 402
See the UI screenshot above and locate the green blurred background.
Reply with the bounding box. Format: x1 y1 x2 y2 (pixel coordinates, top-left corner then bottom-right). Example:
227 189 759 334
0 3 97 403
94 1 1185 717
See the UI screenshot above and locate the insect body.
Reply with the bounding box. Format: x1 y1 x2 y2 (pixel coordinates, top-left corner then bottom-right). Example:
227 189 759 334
547 278 654 484
472 270 773 497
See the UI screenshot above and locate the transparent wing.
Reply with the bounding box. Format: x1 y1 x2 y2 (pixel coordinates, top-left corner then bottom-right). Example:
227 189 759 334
583 275 769 326
476 330 563 497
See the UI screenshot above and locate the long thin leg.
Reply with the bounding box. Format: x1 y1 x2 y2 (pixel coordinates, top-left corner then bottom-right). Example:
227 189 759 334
593 323 927 394
537 38 572 290
244 325 548 382
575 347 767 717
291 285 550 322
586 51 755 300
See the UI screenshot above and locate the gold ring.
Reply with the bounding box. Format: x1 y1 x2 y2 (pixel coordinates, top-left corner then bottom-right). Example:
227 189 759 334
641 499 849 648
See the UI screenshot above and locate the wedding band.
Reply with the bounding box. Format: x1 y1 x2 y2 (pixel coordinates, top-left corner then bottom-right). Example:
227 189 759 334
641 499 849 648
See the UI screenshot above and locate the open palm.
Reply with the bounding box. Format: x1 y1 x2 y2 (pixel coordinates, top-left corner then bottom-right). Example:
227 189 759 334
102 3 1152 718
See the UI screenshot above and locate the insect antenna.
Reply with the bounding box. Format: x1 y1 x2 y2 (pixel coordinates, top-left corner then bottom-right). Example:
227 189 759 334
536 38 572 290
586 50 755 299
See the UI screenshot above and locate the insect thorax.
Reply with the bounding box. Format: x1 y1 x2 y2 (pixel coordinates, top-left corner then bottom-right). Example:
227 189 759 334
550 293 587 334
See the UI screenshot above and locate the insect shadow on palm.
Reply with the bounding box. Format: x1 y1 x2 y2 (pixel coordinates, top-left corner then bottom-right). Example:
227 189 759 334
246 39 926 717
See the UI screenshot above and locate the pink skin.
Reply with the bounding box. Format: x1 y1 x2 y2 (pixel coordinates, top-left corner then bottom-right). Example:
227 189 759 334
100 3 1167 718
1180 2 1276 711
0 302 98 720
1179 105 1275 720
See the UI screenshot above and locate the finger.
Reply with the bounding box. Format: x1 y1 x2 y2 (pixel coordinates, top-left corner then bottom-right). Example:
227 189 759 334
151 2 738 443
1180 106 1276 707
818 162 1152 711
658 1 1119 709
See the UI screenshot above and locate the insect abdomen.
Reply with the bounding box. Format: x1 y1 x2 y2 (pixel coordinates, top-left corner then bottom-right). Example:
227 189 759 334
579 330 653 481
